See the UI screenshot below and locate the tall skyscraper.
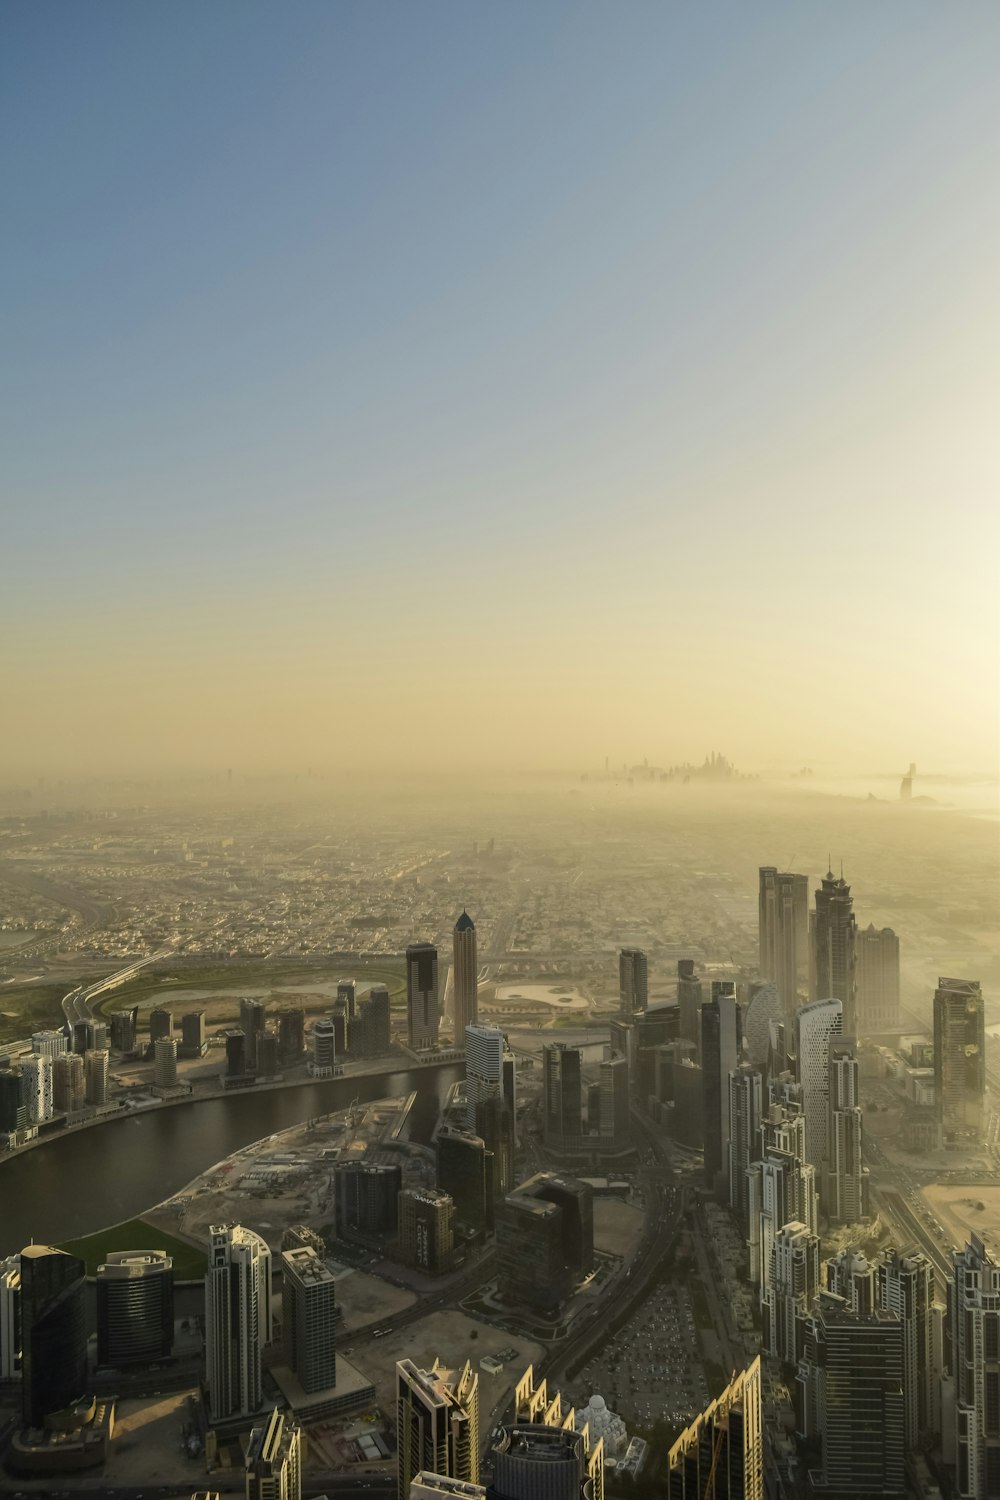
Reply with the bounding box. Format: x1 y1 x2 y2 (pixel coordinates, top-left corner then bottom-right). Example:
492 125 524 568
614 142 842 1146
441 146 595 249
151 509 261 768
856 925 901 1032
765 1221 819 1364
826 1040 867 1223
397 1359 479 1500
667 1358 763 1500
934 978 985 1144
746 1147 817 1290
949 1234 1000 1500
407 944 440 1050
281 1247 337 1394
84 1047 109 1105
809 869 858 1035
205 1224 272 1423
795 998 842 1170
878 1247 936 1449
311 1018 337 1076
676 960 703 1052
109 1006 138 1054
277 1008 306 1064
496 1174 594 1312
19 1244 88 1427
334 1161 402 1236
453 912 478 1037
510 1366 605 1500
542 1043 584 1151
355 983 392 1056
226 1028 248 1077
154 1036 178 1088
759 868 809 1020
597 1052 630 1147
398 1188 455 1275
465 1024 506 1130
179 1010 207 1057
52 1051 85 1113
0 1068 27 1134
149 1006 173 1044
240 997 268 1072
701 982 741 1190
436 1129 494 1235
728 1066 763 1221
245 1409 302 1500
825 1246 877 1314
96 1250 174 1367
0 1256 20 1381
337 979 357 1019
619 949 648 1017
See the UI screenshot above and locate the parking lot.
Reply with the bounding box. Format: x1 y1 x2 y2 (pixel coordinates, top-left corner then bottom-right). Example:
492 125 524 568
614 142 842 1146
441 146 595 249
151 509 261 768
571 1284 709 1430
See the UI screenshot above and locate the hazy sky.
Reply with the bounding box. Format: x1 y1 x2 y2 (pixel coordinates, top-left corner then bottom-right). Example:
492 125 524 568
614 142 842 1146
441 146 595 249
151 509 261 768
3 1 999 777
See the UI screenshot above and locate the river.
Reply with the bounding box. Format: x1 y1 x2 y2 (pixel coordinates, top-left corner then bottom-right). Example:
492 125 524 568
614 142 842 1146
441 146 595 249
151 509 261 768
0 1062 462 1258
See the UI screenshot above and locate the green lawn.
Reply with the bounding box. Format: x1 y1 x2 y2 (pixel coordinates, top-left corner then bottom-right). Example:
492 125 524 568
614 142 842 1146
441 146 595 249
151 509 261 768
58 1217 207 1280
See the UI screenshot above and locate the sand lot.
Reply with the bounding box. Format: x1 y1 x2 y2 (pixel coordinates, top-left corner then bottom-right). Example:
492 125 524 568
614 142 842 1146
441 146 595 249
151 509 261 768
592 1198 645 1259
325 1265 416 1331
922 1184 1000 1254
105 1392 201 1482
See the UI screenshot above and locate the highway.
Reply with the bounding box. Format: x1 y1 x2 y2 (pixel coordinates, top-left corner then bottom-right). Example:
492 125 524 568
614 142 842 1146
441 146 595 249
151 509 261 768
60 949 177 1035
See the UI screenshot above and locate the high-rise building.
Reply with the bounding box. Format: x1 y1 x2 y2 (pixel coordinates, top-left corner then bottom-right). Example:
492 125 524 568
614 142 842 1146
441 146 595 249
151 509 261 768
934 978 985 1144
334 1161 402 1237
878 1247 936 1449
474 1092 515 1197
619 949 648 1018
676 960 703 1053
765 1221 819 1364
205 1224 272 1423
465 1025 506 1130
226 1028 248 1078
84 1047 109 1105
436 1129 494 1235
337 979 357 1019
825 1246 877 1314
0 1068 27 1134
19 1244 88 1427
407 944 440 1050
496 1174 593 1311
281 1247 337 1394
856 925 901 1032
73 1018 95 1055
728 1066 763 1222
0 1255 20 1380
747 1148 817 1290
667 1358 763 1500
701 983 741 1189
259 1030 280 1077
398 1189 455 1275
52 1051 85 1113
759 869 809 1020
96 1250 174 1367
453 912 478 1038
543 1043 584 1151
949 1234 1000 1500
809 869 858 1035
109 1006 138 1055
596 1052 630 1147
179 1010 207 1058
240 998 268 1072
154 1036 178 1088
312 1018 337 1076
354 984 392 1056
826 1040 867 1223
795 998 842 1170
397 1359 479 1500
492 1426 599 1500
32 1029 68 1059
277 1009 306 1065
245 1409 302 1500
149 1007 173 1044
20 1053 52 1124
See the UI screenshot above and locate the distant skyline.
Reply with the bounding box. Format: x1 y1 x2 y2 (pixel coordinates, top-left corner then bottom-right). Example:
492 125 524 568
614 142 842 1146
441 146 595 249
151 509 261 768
3 2 998 777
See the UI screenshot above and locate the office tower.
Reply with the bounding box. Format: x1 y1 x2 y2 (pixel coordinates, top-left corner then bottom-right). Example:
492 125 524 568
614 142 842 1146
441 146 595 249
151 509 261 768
765 1222 819 1364
149 1006 173 1044
492 1426 600 1500
0 1068 27 1133
277 1008 306 1064
312 1018 337 1076
92 1019 108 1051
676 960 703 1052
826 1246 877 1314
728 1067 763 1221
356 984 392 1056
826 1040 867 1223
809 869 858 1034
32 1028 68 1058
667 1358 763 1500
245 1409 302 1500
453 911 478 1037
334 1161 402 1236
799 1299 905 1498
795 998 842 1169
597 1053 630 1146
496 1173 593 1311
465 1024 506 1129
747 1148 817 1290
949 1235 1000 1499
474 1092 515 1197
73 1018 95 1054
0 1255 20 1380
701 982 741 1190
19 1244 87 1426
337 979 357 1019
20 1053 52 1124
109 1006 138 1055
154 1036 178 1087
511 1367 606 1493
96 1250 173 1367
934 978 986 1143
281 1247 337 1393
759 868 809 1020
84 1047 109 1105
436 1129 494 1235
259 1030 279 1077
205 1224 272 1423
856 925 901 1032
878 1248 936 1448
52 1051 85 1112
543 1043 584 1151
397 1359 479 1500
240 998 268 1072
619 949 648 1018
180 1010 207 1057
330 1004 349 1055
398 1188 455 1275
670 1059 704 1148
225 1029 248 1077
742 984 782 1072
759 1098 807 1160
406 944 440 1051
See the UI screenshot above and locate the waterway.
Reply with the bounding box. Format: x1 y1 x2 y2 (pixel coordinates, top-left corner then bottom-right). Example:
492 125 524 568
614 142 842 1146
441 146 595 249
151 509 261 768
0 1062 462 1258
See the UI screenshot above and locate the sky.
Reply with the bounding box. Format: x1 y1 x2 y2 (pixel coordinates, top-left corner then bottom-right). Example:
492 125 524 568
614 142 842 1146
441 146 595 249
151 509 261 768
2 1 999 779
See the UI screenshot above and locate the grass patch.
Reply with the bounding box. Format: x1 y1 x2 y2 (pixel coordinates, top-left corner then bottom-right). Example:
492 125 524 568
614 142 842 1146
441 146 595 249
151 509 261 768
58 1217 207 1280
0 983 68 1045
94 960 407 1019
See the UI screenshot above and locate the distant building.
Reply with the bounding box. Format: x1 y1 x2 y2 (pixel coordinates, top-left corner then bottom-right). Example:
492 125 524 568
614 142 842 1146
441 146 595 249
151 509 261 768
20 1054 53 1123
728 1067 762 1222
52 1052 85 1113
311 1018 337 1077
596 1052 630 1149
453 912 479 1038
281 1247 337 1394
667 1358 763 1500
826 1041 867 1223
96 1250 173 1368
84 1048 109 1106
676 961 703 1052
747 1148 817 1291
474 1092 515 1197
542 1043 584 1152
795 998 842 1170
149 1007 173 1044
396 1358 479 1500
701 983 740 1189
619 949 648 1018
354 984 392 1056
109 1007 138 1055
398 1188 454 1275
334 1161 402 1237
764 1222 819 1364
465 1025 506 1131
407 944 440 1050
205 1224 271 1424
809 869 858 1036
31 1029 68 1059
934 977 985 1144
258 1030 280 1078
19 1244 88 1427
337 979 357 1019
179 1010 207 1058
759 868 809 1020
245 1409 302 1500
856 925 901 1032
496 1173 593 1312
225 1029 248 1078
436 1129 494 1235
154 1036 178 1088
240 998 268 1072
277 1009 306 1064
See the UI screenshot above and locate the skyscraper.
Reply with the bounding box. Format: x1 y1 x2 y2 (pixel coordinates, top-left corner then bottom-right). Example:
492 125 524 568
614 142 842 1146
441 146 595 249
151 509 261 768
765 1222 819 1364
746 1147 817 1291
619 949 648 1018
667 1358 763 1500
154 1035 178 1087
240 997 268 1072
245 1409 302 1500
0 1256 20 1381
355 983 392 1056
277 1008 306 1064
396 1359 479 1500
109 1006 138 1054
52 1051 85 1113
149 1006 173 1044
949 1234 1000 1500
179 1010 207 1057
0 1068 27 1134
19 1244 88 1427
311 1017 337 1076
453 912 478 1037
759 868 809 1020
878 1247 936 1449
795 998 842 1170
676 960 703 1052
934 977 985 1144
84 1047 109 1105
809 869 858 1035
826 1040 867 1223
465 1024 506 1130
334 1161 402 1236
856 925 901 1032
728 1066 763 1222
205 1223 272 1423
436 1129 494 1235
398 1188 455 1275
96 1250 174 1367
542 1043 584 1151
337 979 358 1019
407 944 440 1050
281 1246 337 1394
701 982 741 1190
